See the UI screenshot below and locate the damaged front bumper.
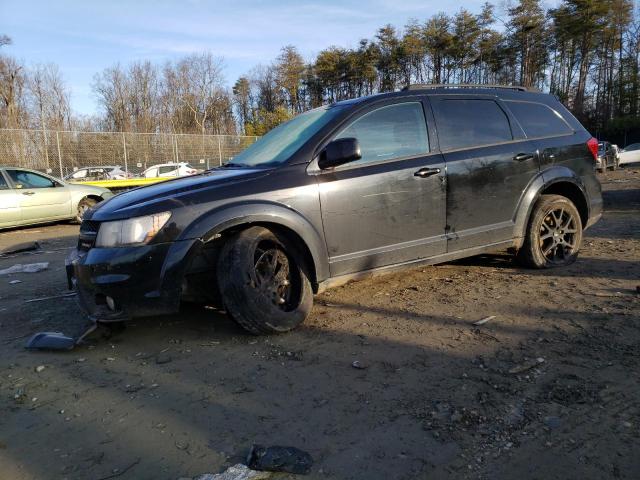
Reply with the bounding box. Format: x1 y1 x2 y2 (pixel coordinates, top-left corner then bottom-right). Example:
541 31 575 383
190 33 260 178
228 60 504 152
66 239 198 323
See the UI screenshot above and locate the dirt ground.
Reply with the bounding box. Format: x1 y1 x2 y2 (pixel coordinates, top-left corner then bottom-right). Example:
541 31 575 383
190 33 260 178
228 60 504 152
0 168 639 480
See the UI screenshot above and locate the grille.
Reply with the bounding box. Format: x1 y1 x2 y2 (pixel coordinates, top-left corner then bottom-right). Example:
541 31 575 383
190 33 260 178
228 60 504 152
78 220 100 251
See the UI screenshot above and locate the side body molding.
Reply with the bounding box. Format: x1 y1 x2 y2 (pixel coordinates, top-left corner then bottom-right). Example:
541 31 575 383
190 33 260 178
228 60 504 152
512 166 589 249
174 201 331 286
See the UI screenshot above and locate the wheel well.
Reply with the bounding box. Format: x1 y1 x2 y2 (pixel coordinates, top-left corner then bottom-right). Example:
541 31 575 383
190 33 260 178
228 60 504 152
540 182 589 227
194 222 319 293
82 194 104 205
233 222 317 290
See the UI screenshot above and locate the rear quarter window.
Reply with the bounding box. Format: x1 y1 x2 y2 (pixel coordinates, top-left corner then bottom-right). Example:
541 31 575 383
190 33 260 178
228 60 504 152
432 99 513 151
506 101 573 138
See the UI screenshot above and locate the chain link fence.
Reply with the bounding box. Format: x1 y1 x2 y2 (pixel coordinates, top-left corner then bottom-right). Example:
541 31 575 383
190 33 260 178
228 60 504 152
0 129 259 179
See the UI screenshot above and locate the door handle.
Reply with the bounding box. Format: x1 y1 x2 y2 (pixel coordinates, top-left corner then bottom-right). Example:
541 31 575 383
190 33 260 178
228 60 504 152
513 153 535 162
414 167 441 178
22 191 36 196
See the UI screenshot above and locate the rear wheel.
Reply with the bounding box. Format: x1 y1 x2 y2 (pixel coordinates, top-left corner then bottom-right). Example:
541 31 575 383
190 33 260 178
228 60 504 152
217 226 313 335
517 194 583 268
75 197 97 223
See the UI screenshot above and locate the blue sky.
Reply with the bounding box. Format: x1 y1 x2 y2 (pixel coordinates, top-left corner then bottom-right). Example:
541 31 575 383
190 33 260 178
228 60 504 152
2 0 506 115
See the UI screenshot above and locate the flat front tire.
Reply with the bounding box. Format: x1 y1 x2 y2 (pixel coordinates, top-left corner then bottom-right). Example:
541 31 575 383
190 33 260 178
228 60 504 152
217 226 313 335
517 194 583 269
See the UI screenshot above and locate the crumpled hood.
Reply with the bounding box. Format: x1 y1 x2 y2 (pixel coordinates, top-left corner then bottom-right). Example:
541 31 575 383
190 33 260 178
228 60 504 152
89 167 271 221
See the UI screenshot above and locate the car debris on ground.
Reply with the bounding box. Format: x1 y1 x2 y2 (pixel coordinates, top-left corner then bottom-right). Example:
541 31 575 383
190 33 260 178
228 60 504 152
0 262 49 275
246 445 313 475
191 464 272 480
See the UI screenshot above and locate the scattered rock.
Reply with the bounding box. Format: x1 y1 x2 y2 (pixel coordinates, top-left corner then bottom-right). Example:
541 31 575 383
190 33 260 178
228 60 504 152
351 360 366 369
247 444 313 474
544 416 562 429
13 389 26 404
509 357 545 374
35 365 45 373
9 280 22 285
156 352 172 364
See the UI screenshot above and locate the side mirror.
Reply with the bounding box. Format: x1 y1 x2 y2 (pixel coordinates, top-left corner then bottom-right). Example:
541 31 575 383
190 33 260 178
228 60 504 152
318 138 362 169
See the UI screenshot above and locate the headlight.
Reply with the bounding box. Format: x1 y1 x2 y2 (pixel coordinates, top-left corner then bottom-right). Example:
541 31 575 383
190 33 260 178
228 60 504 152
95 212 171 247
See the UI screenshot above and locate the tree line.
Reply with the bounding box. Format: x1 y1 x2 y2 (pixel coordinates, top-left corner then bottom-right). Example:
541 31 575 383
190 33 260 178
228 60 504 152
1 0 639 145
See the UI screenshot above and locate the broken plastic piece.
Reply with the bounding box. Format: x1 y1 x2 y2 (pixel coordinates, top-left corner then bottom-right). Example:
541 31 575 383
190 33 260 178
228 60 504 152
25 323 99 351
25 332 76 351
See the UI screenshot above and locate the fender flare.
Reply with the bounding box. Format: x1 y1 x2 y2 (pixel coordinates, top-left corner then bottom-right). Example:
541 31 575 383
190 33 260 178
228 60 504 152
171 201 331 287
512 166 589 249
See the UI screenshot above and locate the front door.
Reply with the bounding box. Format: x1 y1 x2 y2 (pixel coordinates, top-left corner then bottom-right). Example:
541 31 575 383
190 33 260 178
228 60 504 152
5 169 71 222
315 100 447 277
429 95 539 251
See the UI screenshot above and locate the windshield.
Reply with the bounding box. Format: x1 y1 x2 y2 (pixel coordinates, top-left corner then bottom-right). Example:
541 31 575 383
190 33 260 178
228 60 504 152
229 106 345 167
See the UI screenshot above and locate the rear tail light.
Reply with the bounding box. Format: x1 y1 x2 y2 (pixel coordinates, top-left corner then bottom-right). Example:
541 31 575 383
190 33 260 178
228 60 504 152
587 137 599 162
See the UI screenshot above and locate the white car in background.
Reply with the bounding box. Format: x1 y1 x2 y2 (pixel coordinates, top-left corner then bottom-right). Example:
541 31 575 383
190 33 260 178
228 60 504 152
141 162 201 178
65 165 131 182
618 143 640 166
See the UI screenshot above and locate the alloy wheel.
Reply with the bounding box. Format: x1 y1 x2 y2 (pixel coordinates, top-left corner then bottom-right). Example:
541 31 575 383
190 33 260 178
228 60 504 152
539 207 579 264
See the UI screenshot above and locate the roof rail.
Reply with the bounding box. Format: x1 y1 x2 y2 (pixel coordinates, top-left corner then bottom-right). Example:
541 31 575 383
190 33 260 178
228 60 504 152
402 84 536 92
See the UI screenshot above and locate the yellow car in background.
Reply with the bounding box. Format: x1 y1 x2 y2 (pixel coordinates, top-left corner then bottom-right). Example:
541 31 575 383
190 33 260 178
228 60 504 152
0 167 113 229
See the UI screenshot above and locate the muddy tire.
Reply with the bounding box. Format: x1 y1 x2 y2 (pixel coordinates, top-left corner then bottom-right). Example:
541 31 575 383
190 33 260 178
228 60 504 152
517 194 583 269
217 226 313 335
75 197 97 223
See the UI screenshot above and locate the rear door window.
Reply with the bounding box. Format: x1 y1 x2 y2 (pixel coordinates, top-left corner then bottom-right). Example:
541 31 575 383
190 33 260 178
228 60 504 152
506 101 573 138
6 170 56 189
432 99 513 151
335 102 429 166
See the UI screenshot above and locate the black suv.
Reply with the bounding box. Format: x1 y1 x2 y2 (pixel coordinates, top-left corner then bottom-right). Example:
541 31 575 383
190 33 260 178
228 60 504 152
68 85 602 334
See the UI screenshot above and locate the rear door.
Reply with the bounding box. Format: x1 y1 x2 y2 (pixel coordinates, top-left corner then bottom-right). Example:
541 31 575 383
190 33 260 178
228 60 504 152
503 99 589 177
5 169 72 222
0 171 21 227
316 99 447 276
430 95 539 251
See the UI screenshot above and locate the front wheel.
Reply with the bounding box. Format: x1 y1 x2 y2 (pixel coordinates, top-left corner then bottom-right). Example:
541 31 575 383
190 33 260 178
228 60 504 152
75 197 97 223
517 194 583 268
217 226 313 335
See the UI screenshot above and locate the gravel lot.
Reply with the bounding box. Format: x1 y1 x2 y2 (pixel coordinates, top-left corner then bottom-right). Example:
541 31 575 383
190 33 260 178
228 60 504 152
0 168 639 480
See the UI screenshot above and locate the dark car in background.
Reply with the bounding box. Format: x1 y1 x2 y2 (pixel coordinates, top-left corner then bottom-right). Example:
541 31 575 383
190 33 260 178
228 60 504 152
596 141 618 172
67 85 602 335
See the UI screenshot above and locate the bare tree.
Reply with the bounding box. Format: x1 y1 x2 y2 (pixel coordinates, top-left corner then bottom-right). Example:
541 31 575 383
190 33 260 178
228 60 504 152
177 53 226 134
28 63 71 130
0 55 27 128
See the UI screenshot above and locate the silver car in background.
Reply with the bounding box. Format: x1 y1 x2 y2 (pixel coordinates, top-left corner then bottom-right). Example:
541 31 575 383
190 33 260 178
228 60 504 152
0 167 113 229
